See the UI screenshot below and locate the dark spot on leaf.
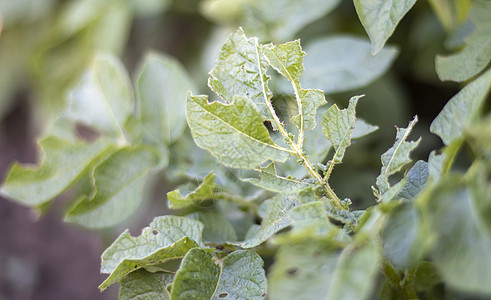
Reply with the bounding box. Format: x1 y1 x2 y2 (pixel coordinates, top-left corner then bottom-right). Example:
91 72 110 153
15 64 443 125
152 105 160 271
287 268 298 276
216 245 224 250
134 265 138 269
75 123 100 142
152 229 159 235
218 292 229 298
262 293 267 297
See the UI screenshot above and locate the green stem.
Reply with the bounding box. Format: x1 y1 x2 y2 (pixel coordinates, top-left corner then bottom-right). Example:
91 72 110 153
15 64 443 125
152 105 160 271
253 40 344 210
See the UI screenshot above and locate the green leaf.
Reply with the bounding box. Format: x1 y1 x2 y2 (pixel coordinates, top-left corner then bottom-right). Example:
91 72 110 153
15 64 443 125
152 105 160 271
170 248 220 300
170 249 267 300
351 119 379 139
128 0 171 17
167 173 217 210
186 94 289 169
300 35 398 93
376 116 420 194
261 41 326 130
68 53 134 141
119 270 172 300
137 52 196 147
233 194 300 248
100 216 204 291
322 95 362 164
187 211 237 243
242 0 342 41
436 0 491 82
241 162 311 193
269 239 379 300
430 68 491 146
65 146 159 228
354 0 417 55
428 0 471 31
208 28 273 120
421 174 491 295
211 250 267 299
0 136 111 206
397 160 428 201
382 202 429 268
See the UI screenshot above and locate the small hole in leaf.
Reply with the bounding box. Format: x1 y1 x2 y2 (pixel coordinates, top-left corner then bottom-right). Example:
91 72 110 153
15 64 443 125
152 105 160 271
134 265 138 269
218 292 228 298
261 293 267 297
287 268 298 276
152 230 159 235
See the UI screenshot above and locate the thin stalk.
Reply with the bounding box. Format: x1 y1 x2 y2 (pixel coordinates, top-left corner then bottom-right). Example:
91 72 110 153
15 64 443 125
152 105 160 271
253 40 344 210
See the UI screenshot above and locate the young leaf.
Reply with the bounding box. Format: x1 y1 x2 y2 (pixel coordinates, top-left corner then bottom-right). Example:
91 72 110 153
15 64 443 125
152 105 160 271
420 174 491 295
376 116 420 194
354 0 417 55
208 28 273 120
186 94 289 169
167 173 217 210
322 95 362 164
170 249 267 299
68 53 134 141
119 270 172 300
241 162 311 194
233 193 300 248
212 250 267 299
170 248 219 299
65 146 159 228
137 52 196 147
397 160 429 201
436 0 491 82
430 68 491 146
0 136 111 206
261 41 326 130
99 216 204 290
300 36 398 93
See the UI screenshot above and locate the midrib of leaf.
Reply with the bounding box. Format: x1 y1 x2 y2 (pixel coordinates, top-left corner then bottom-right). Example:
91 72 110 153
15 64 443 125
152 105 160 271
325 124 352 180
383 116 417 177
265 47 306 149
193 98 294 154
253 39 343 209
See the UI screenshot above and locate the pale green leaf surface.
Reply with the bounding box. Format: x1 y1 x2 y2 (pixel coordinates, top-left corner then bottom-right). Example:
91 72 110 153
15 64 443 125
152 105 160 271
351 119 379 139
65 146 159 228
243 0 341 41
101 216 203 273
68 53 134 140
0 136 111 206
170 248 220 300
211 251 267 300
397 160 428 201
436 0 491 82
167 173 217 210
428 150 445 180
422 175 491 295
128 0 171 17
208 28 273 120
354 0 417 54
430 68 491 145
382 203 428 268
300 35 398 93
325 239 380 300
99 216 204 290
119 270 172 300
376 116 420 194
268 243 341 300
241 162 310 193
261 41 326 130
137 52 196 147
187 211 237 243
322 95 362 163
233 193 300 248
186 94 289 169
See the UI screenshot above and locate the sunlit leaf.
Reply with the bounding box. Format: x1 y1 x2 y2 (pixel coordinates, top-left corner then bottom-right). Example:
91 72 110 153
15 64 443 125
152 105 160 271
354 0 417 55
186 94 289 169
167 173 217 210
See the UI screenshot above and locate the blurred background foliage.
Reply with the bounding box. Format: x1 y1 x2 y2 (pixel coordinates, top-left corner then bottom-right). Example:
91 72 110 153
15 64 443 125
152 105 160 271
0 0 489 299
